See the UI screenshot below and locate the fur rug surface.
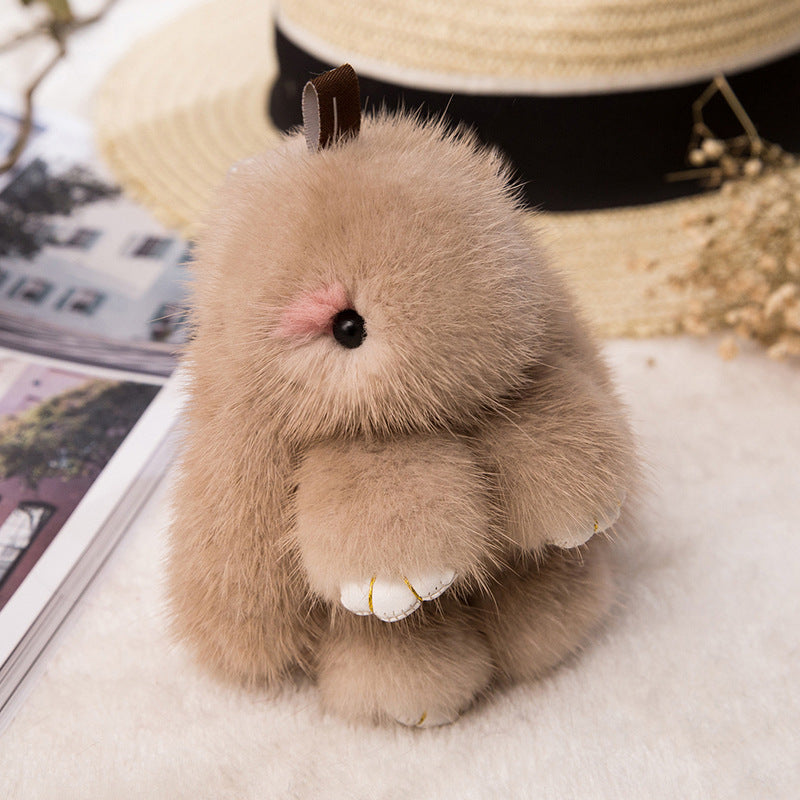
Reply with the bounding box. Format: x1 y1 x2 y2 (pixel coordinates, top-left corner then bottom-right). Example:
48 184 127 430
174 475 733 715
0 336 798 800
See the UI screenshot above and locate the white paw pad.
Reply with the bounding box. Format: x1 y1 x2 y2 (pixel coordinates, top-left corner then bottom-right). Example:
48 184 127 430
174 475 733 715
340 570 456 622
549 491 627 549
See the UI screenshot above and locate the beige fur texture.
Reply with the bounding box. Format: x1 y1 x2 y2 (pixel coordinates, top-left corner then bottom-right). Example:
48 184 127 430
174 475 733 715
167 111 638 725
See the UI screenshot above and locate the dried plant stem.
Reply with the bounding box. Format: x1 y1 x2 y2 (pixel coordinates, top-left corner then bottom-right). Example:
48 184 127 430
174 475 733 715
0 25 46 56
0 0 120 175
70 0 118 28
691 75 760 145
0 39 65 173
668 73 791 187
713 75 760 146
665 167 721 183
690 79 719 133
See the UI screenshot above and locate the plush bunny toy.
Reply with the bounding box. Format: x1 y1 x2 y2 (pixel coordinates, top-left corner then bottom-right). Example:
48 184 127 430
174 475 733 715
167 65 638 727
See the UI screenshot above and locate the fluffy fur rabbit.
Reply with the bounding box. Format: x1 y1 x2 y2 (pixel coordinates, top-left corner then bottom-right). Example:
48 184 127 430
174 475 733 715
167 66 638 727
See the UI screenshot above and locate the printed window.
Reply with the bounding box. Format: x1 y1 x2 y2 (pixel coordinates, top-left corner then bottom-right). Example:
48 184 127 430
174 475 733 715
0 502 55 583
9 276 53 304
57 287 105 315
149 302 187 341
130 236 173 259
63 227 101 250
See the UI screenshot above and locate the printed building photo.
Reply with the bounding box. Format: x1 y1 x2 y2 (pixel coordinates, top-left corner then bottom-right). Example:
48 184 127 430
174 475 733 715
0 356 160 608
0 110 190 377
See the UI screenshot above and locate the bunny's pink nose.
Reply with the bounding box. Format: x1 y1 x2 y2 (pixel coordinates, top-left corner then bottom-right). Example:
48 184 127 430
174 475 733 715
276 283 350 339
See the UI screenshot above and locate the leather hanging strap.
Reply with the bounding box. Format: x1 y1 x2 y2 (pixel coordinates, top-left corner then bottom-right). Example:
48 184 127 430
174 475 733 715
302 64 361 152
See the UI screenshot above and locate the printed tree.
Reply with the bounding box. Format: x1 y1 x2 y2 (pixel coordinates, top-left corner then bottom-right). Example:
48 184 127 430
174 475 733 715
0 379 159 488
0 158 120 260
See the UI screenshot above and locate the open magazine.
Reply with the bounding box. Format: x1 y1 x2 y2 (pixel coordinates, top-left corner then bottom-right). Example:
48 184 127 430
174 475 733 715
0 97 189 731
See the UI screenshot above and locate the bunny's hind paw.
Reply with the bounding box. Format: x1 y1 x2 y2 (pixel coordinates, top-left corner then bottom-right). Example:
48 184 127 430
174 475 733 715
547 491 626 550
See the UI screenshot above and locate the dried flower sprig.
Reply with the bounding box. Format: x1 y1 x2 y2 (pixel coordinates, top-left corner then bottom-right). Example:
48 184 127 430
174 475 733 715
0 0 119 175
663 74 800 360
674 169 800 360
666 75 796 189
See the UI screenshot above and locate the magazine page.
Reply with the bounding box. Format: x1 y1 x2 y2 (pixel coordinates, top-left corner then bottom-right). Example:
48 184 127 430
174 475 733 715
0 349 177 665
0 94 189 376
0 95 189 722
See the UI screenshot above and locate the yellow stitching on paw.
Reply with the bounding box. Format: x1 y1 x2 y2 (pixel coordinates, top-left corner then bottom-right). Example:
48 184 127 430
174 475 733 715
368 575 376 615
416 711 427 727
403 577 424 603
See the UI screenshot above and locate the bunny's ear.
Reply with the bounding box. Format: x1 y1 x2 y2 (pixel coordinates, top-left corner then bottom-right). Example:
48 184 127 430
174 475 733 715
302 64 361 152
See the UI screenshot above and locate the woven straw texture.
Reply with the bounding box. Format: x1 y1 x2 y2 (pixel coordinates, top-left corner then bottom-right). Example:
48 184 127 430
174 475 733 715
95 0 279 232
93 0 795 339
278 0 800 92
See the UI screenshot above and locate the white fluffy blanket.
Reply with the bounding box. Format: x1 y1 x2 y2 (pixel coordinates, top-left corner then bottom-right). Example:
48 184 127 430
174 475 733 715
1 337 797 799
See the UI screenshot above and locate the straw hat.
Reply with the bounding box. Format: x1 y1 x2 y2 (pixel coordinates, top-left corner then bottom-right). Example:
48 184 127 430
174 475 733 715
95 0 800 343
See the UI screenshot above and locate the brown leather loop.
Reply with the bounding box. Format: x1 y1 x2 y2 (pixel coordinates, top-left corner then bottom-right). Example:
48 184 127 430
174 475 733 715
302 64 361 152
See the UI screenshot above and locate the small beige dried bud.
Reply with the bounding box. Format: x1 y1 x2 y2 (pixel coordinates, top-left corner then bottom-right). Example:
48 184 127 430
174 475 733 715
764 283 799 317
724 308 743 325
718 335 739 360
757 254 780 275
783 304 800 332
732 305 762 330
732 270 769 303
767 144 784 161
689 149 707 166
743 159 763 177
767 334 800 360
702 139 726 160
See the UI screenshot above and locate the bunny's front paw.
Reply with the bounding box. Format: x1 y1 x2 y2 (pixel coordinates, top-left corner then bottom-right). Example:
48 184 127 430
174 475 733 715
340 570 456 622
547 491 626 549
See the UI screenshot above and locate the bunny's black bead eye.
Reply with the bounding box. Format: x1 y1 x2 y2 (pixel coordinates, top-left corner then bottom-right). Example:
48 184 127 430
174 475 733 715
332 309 366 349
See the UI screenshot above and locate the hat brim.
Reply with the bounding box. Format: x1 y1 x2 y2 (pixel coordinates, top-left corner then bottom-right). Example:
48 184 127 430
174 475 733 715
94 0 793 339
